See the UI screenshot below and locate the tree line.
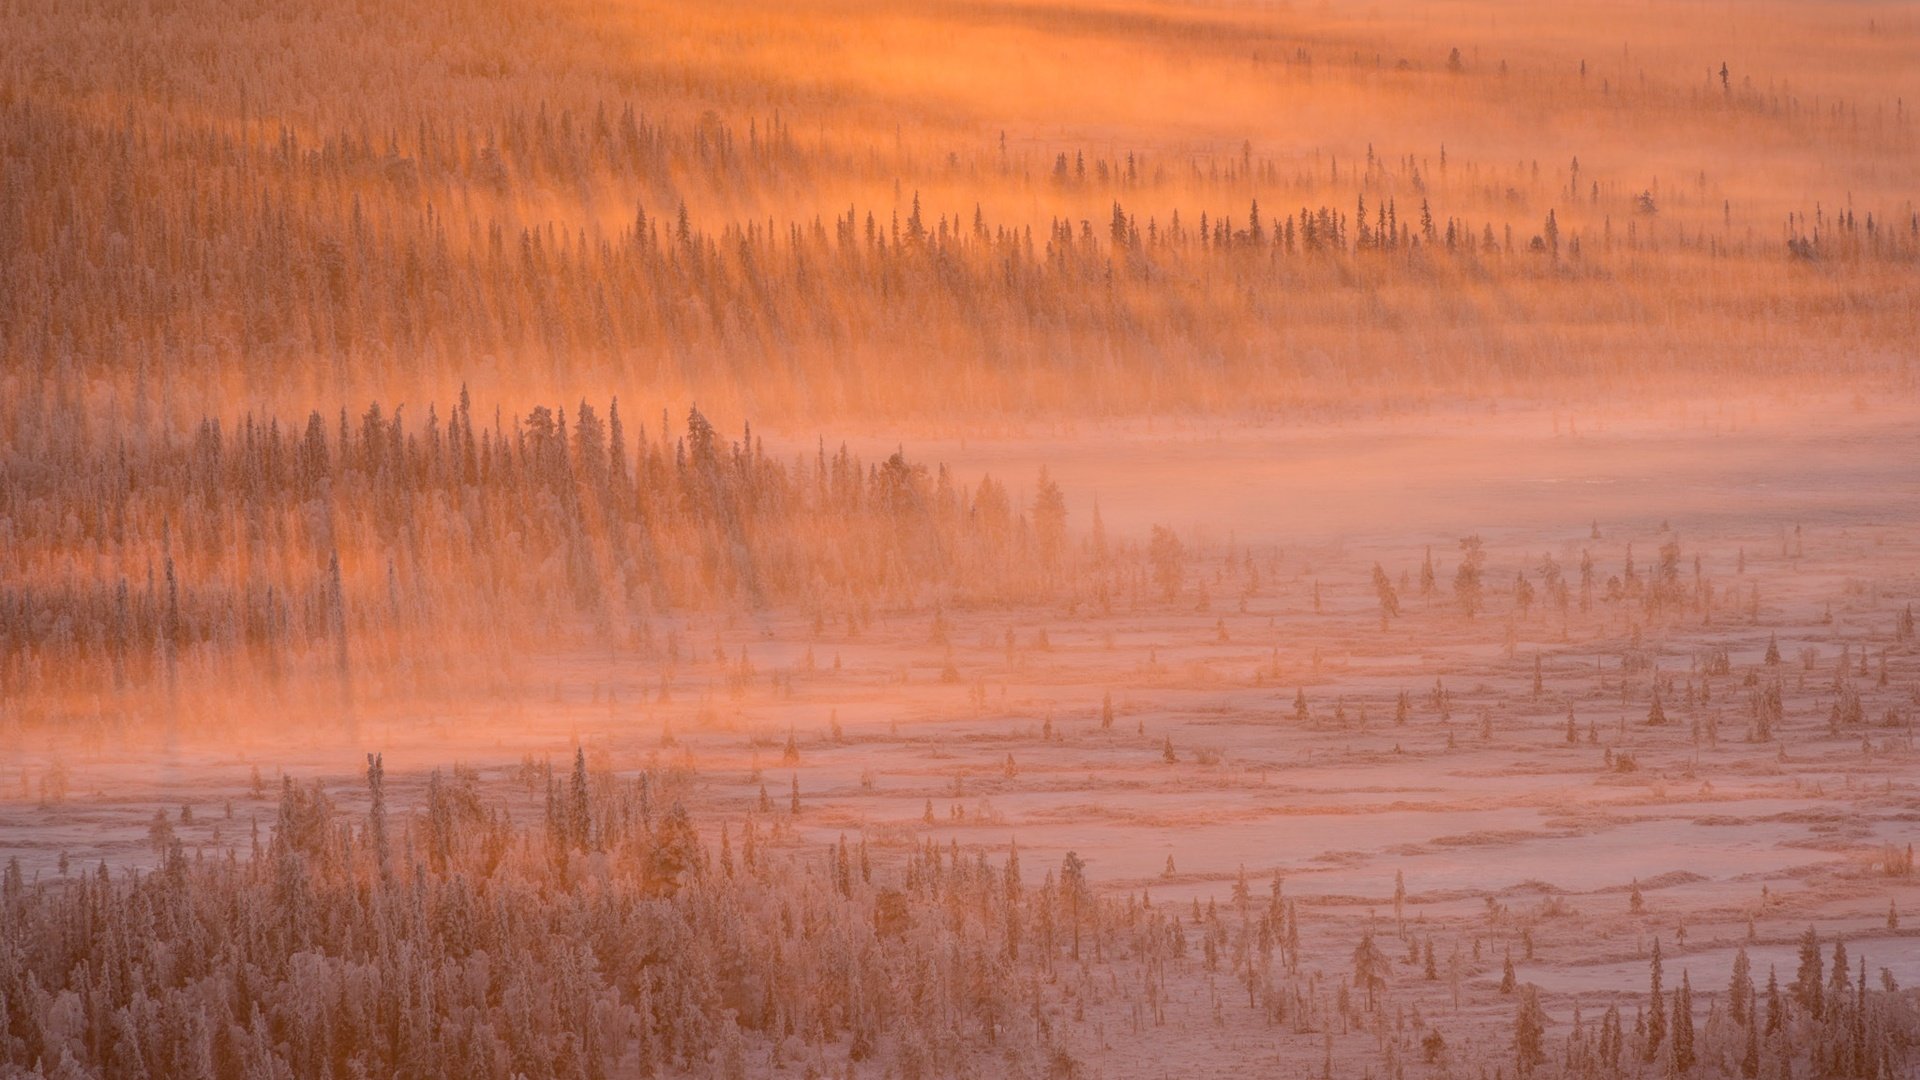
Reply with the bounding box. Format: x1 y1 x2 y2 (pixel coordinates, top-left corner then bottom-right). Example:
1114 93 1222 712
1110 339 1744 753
0 401 1106 710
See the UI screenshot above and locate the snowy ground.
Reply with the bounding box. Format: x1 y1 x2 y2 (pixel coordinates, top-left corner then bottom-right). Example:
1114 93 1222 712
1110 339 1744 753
4 400 1918 1076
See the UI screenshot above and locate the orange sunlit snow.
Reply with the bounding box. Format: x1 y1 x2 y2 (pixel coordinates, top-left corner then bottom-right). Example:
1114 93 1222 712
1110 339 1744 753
1 1 1917 1076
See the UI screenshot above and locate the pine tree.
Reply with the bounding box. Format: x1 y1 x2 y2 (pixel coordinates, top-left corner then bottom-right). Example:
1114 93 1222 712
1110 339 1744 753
1032 467 1068 566
327 550 350 684
1741 1006 1761 1078
1454 535 1485 616
1729 946 1752 1025
1765 965 1784 1034
1513 985 1546 1075
1671 969 1695 1072
1373 563 1400 622
1062 851 1088 961
1795 925 1824 1019
366 753 390 885
1351 931 1388 1011
1647 938 1667 1059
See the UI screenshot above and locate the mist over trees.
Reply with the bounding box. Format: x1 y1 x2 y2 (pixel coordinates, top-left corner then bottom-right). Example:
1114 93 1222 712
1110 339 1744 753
3 0 1918 1076
1 401 1138 710
1 0 1914 426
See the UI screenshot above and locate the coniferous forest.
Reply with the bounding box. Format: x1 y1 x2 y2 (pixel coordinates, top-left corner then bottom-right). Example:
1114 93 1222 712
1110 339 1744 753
2 0 1918 1077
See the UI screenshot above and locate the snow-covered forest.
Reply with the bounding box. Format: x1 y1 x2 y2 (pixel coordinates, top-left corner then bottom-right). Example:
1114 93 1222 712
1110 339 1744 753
2 0 1917 1076
1 0 1914 424
1 401 1099 711
3 751 1916 1078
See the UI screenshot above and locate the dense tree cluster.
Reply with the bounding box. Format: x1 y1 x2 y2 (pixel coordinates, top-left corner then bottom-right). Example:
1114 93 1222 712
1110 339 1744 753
3 755 1913 1078
1 0 1913 423
0 756 1081 1077
0 753 1379 1079
2 2 1917 1074
0 402 1116 707
1536 932 1919 1079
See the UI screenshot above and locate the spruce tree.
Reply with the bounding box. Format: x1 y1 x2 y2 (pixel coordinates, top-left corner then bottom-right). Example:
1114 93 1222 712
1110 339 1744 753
1647 938 1667 1059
